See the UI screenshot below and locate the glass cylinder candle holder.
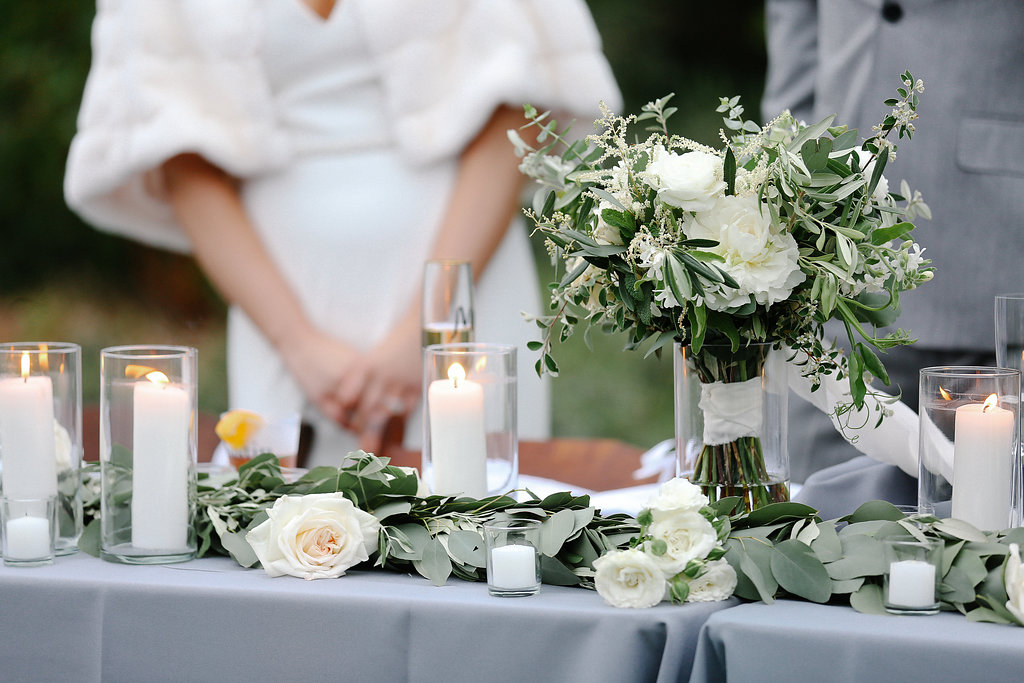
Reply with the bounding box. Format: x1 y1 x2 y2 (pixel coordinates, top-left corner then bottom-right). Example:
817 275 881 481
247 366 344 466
1 496 56 567
422 343 516 499
918 367 1021 530
422 260 475 346
0 342 82 555
883 537 943 615
483 518 541 597
100 346 197 564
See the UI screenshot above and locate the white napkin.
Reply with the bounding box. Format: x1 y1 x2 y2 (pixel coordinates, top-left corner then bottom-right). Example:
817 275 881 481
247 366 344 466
787 349 920 478
699 377 764 445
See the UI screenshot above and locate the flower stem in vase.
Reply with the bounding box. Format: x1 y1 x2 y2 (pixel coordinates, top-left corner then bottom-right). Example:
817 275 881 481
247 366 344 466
681 343 790 512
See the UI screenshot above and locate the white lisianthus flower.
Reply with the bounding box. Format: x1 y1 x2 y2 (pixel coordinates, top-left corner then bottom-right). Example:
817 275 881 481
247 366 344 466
684 195 804 311
593 549 667 608
642 147 726 212
685 558 737 602
1005 543 1024 624
646 509 718 577
646 478 709 516
247 492 380 580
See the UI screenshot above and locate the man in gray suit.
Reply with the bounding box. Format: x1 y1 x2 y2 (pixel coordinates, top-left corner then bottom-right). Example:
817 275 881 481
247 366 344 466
762 0 1024 494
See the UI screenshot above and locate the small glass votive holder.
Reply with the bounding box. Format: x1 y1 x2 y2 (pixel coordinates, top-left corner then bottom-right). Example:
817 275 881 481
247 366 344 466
483 518 541 597
918 367 1021 530
422 343 517 498
422 260 475 347
0 342 83 555
1 496 57 567
883 537 943 615
100 346 197 564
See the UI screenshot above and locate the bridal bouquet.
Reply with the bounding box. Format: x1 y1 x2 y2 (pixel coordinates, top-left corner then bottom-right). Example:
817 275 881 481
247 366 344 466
511 73 933 504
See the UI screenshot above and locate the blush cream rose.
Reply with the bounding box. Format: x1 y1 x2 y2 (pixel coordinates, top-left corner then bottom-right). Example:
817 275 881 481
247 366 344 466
247 492 381 580
593 548 668 608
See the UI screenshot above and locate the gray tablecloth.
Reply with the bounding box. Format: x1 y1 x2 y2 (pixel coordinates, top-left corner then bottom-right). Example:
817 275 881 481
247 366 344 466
688 600 1024 683
0 553 733 683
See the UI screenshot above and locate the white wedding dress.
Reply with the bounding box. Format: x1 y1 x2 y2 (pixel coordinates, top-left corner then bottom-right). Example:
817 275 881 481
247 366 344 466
65 0 621 467
235 0 549 464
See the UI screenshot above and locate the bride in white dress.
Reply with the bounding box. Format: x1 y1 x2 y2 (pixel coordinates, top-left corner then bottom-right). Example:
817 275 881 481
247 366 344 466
65 0 621 467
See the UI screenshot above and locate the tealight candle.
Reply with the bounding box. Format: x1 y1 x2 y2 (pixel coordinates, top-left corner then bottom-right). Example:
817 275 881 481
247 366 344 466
490 544 538 590
951 394 1014 530
131 374 190 550
4 515 52 561
427 362 487 497
887 559 936 608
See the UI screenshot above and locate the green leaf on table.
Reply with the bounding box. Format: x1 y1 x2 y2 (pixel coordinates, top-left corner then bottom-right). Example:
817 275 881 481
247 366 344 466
387 523 430 561
951 548 988 587
940 565 977 604
966 606 1014 625
540 554 582 586
826 535 886 580
840 500 905 523
539 509 577 556
741 501 818 527
830 577 865 594
810 521 842 563
935 518 989 543
219 529 260 568
416 537 452 587
849 583 887 615
726 537 777 603
371 500 412 521
447 530 486 568
771 539 832 603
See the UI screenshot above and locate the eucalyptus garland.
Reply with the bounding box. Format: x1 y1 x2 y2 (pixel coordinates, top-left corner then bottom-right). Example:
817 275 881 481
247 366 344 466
77 453 1024 626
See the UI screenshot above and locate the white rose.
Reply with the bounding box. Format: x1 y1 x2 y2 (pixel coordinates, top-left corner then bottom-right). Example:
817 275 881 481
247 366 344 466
1005 543 1024 624
646 509 718 577
642 147 726 212
247 492 381 580
685 558 737 603
593 549 667 608
646 478 709 516
684 195 804 311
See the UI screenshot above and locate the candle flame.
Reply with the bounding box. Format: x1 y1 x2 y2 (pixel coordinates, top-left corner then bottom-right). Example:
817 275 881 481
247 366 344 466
938 386 952 401
983 394 999 413
447 362 466 388
38 344 49 372
20 352 30 380
473 356 487 374
144 371 170 386
125 364 160 379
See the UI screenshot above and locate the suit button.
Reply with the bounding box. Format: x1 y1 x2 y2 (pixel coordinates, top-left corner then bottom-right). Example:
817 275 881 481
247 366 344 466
881 2 903 22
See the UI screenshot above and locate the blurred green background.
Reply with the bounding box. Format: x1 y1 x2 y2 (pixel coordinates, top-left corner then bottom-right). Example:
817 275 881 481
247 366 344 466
0 1 766 450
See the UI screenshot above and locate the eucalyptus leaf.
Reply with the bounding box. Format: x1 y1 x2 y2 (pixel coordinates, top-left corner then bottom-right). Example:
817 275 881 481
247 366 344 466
826 535 887 580
810 521 842 563
940 564 978 604
849 583 887 615
830 577 865 594
539 509 577 557
540 554 582 586
771 540 832 603
416 537 453 587
935 518 989 543
447 531 486 568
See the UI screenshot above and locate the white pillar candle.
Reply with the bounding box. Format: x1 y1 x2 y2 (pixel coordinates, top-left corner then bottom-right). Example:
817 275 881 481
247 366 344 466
490 544 538 589
887 559 936 608
0 357 58 500
131 377 190 550
5 515 52 560
427 362 487 498
951 395 1015 530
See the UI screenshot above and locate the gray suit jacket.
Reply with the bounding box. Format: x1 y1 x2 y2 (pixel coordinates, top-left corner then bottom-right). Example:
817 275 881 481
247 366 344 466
763 0 1024 352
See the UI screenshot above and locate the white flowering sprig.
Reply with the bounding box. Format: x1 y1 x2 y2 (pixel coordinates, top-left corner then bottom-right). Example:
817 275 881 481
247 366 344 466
513 74 933 415
593 479 736 608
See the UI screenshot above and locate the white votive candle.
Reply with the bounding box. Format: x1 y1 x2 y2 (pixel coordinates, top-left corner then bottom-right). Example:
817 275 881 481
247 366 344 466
5 515 52 560
427 363 487 498
951 396 1014 530
887 559 936 608
489 544 538 589
131 378 190 550
0 374 58 500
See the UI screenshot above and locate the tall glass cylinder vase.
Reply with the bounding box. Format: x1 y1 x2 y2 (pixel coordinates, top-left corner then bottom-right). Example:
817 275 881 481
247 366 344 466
674 341 789 511
100 346 197 564
918 366 1020 530
0 342 82 555
423 343 516 498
